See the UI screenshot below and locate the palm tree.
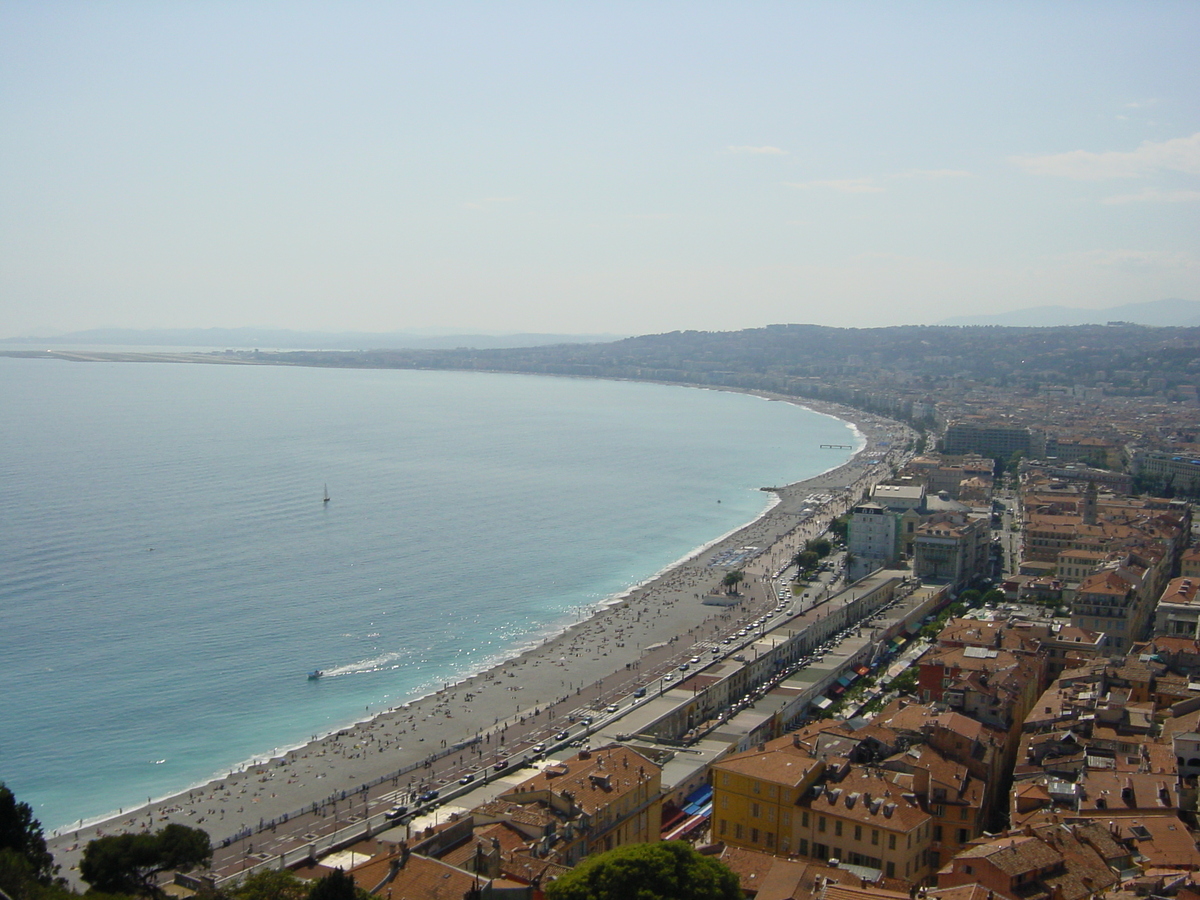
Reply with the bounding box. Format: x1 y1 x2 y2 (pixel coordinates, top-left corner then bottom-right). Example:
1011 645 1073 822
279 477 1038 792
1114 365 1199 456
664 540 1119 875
722 570 745 595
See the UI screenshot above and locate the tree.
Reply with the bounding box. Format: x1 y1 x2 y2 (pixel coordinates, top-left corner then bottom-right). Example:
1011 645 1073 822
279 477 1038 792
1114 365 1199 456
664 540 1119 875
306 869 363 900
544 841 741 900
721 570 744 595
829 515 849 543
0 783 57 889
80 824 211 897
806 538 832 559
232 869 309 900
792 550 818 574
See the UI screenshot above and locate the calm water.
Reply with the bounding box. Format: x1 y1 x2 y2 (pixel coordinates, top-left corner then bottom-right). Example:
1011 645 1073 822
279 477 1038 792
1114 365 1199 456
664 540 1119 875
0 358 856 830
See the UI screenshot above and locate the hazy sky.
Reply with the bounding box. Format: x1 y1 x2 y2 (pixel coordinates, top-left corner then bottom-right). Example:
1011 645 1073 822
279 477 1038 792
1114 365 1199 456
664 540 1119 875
2 3 1198 337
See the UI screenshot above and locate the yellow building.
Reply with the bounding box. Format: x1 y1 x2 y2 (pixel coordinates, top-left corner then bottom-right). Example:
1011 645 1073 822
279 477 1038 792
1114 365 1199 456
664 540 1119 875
711 735 935 883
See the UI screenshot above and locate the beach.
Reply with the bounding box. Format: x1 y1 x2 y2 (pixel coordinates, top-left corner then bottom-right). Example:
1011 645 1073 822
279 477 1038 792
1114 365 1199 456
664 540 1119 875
45 395 912 884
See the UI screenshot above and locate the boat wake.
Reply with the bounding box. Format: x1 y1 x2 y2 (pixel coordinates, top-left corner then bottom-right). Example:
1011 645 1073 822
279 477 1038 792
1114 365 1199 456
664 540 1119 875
311 650 414 679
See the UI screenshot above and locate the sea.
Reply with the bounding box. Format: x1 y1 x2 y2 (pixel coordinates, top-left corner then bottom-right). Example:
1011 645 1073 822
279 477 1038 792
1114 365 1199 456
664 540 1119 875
0 356 858 832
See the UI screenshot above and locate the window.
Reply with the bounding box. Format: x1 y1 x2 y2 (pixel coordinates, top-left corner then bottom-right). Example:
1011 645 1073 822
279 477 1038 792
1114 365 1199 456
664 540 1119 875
751 802 760 818
783 811 791 827
818 816 826 833
958 829 969 844
751 828 759 844
752 780 760 794
886 862 895 878
799 839 809 856
835 820 842 837
735 823 743 840
889 834 896 850
871 829 879 846
802 811 809 827
965 865 974 875
719 819 727 835
721 773 730 786
960 808 969 820
933 825 943 840
766 832 775 848
854 825 862 841
721 795 729 809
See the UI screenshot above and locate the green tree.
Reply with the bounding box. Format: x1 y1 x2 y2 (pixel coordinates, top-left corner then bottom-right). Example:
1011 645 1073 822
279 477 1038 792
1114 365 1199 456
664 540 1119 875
0 783 57 888
981 588 1005 606
544 841 740 900
721 570 744 595
793 550 819 574
829 515 849 543
306 869 363 900
80 824 211 897
806 538 832 559
233 869 309 900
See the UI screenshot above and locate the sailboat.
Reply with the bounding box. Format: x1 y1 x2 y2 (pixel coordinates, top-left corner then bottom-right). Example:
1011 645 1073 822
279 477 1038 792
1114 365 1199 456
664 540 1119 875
323 484 331 503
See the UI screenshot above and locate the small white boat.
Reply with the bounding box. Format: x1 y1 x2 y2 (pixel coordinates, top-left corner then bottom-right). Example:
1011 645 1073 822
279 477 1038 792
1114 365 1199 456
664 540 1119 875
308 670 324 680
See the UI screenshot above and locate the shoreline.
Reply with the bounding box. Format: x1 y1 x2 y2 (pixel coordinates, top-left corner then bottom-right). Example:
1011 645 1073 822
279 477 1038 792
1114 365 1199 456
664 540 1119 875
43 385 913 882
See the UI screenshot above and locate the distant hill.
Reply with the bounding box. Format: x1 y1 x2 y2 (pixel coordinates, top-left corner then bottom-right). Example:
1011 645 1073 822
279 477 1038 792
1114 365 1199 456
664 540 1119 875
938 298 1200 327
0 327 626 350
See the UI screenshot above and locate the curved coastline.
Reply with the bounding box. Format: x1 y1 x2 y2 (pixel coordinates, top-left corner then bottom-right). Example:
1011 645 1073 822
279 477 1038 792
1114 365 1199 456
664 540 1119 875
45 388 914 884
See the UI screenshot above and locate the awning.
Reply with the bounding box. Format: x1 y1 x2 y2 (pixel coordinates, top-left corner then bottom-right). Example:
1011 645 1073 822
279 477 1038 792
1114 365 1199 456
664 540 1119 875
855 666 871 676
815 697 834 709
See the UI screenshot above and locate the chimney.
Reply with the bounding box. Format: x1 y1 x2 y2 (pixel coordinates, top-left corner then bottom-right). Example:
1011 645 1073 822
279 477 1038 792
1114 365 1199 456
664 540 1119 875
793 733 802 748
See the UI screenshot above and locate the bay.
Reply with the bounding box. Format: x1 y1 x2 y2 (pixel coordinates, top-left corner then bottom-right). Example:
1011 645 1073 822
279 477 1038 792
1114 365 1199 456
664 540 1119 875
0 358 857 831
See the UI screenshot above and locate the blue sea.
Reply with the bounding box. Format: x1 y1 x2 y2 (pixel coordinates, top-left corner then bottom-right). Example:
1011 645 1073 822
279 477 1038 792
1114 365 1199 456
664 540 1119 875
0 357 857 832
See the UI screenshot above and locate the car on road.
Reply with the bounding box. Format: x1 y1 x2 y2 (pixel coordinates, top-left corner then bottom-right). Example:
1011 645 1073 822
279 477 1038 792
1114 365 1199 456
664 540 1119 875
385 805 408 820
418 790 439 803
633 687 646 698
492 760 509 771
531 743 546 753
459 772 475 785
555 730 570 740
690 656 700 664
663 673 675 682
678 662 689 671
606 704 619 713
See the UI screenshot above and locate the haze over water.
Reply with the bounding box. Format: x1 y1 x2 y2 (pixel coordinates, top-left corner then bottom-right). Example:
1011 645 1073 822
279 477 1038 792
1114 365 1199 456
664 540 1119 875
0 358 857 831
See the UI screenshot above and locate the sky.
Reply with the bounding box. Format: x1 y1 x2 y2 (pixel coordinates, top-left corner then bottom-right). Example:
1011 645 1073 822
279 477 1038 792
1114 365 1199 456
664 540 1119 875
2 2 1198 338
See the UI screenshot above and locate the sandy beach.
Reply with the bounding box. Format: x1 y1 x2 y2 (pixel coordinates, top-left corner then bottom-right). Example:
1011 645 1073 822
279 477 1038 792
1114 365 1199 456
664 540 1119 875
45 395 913 884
